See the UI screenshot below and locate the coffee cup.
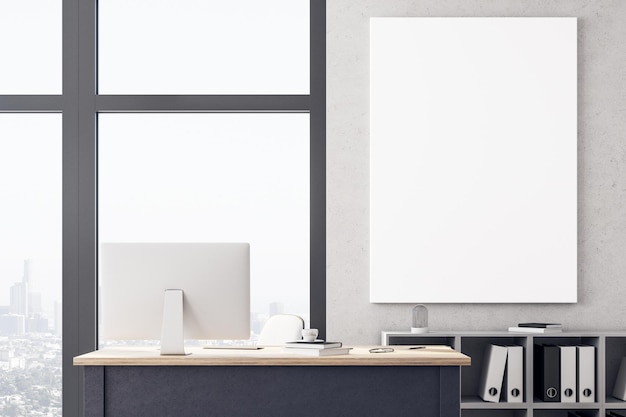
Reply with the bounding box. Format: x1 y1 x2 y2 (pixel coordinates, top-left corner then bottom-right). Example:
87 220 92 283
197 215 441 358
302 328 319 342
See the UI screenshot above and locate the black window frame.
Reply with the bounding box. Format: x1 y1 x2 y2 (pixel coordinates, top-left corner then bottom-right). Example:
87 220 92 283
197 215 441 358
0 1 325 416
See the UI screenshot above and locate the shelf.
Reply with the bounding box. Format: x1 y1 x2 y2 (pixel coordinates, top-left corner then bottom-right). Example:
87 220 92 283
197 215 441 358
533 410 599 417
606 398 626 404
461 396 527 409
531 401 600 409
461 410 527 417
383 330 626 417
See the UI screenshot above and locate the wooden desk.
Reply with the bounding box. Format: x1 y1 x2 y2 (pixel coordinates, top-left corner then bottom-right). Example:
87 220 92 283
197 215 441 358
74 345 470 417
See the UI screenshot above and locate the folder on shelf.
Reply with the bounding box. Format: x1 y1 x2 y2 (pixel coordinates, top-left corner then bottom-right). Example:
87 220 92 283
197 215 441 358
504 345 523 403
613 356 626 401
559 345 576 402
577 345 595 403
534 344 560 402
478 344 508 402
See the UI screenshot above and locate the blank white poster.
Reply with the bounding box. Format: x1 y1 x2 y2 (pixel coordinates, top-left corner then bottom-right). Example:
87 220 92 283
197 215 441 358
370 18 577 303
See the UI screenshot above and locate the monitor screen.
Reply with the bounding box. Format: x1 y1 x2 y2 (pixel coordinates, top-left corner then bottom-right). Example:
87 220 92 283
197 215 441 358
99 242 250 352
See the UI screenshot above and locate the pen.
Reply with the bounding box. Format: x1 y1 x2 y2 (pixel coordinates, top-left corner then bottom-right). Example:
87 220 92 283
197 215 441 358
409 346 426 350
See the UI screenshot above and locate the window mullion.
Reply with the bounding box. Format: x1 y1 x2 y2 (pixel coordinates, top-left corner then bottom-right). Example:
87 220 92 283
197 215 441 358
94 95 311 112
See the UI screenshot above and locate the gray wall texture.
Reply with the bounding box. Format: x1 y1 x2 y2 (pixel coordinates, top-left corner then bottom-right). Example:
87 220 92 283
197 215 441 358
327 0 626 344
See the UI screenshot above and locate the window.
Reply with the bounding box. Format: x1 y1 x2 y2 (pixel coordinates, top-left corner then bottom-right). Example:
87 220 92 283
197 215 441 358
0 1 324 416
0 1 62 94
0 115 62 417
98 113 311 340
98 0 310 95
0 4 63 417
95 0 323 351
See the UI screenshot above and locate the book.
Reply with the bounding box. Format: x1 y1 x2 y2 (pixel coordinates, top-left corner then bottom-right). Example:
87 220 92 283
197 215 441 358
282 347 352 356
534 344 560 402
508 327 562 334
478 344 508 402
577 345 595 402
504 345 523 403
518 323 562 328
559 345 576 402
284 341 343 349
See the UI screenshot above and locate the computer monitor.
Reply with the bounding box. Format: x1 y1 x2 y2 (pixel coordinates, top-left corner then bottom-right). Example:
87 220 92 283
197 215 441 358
99 242 250 355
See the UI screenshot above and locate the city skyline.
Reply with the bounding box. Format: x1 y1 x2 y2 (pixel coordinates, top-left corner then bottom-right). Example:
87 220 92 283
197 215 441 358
0 258 61 311
0 259 60 337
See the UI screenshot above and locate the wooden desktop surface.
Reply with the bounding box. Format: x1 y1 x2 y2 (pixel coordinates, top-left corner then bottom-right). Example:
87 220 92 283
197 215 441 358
74 345 470 367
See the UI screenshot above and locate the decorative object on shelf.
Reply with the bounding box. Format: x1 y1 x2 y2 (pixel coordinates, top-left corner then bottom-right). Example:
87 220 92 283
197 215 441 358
518 322 562 328
411 304 428 333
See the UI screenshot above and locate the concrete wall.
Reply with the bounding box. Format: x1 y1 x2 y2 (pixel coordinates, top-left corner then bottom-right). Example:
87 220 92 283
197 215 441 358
327 0 626 343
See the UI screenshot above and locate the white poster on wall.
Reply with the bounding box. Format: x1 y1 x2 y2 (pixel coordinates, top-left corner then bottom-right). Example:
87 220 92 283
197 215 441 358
370 17 577 303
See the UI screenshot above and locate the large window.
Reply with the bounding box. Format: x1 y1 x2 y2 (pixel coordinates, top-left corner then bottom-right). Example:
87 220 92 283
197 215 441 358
0 0 326 417
0 0 324 416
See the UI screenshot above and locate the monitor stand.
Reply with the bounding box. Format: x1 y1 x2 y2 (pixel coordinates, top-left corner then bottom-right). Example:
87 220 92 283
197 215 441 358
160 289 190 356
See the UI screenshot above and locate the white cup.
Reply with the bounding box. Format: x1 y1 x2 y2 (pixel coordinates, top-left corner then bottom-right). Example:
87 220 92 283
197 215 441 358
302 328 319 342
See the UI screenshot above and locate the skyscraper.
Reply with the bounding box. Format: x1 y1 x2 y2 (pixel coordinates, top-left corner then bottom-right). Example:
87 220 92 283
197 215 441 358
9 260 37 318
10 281 28 316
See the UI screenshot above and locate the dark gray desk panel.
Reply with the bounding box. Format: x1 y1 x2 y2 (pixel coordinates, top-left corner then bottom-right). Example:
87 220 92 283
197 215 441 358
84 365 460 417
84 366 104 417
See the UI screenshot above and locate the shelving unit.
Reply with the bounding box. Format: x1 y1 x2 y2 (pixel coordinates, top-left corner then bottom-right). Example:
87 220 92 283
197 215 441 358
382 331 626 417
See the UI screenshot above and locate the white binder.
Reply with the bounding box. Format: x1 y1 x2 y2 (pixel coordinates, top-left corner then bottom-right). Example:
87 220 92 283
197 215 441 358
505 345 524 402
577 345 595 402
559 345 577 402
479 344 508 402
612 356 626 400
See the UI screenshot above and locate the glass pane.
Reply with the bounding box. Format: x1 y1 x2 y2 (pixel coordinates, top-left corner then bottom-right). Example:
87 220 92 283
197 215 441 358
0 2 62 94
98 113 310 343
98 0 310 95
0 114 62 417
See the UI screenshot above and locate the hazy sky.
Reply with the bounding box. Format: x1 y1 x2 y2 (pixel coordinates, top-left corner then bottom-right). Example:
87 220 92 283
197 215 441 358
0 113 310 320
98 113 310 317
0 114 63 308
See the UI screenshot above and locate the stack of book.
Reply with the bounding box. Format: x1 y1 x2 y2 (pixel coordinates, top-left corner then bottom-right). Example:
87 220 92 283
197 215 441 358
508 323 562 333
479 344 524 403
534 343 595 403
282 341 352 356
